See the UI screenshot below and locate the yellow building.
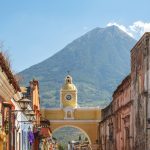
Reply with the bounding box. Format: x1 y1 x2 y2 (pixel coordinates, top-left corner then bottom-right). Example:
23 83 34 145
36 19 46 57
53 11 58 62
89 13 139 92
41 74 101 149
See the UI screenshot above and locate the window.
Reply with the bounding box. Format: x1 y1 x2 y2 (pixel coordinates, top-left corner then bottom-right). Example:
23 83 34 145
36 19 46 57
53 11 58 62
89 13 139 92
67 111 72 118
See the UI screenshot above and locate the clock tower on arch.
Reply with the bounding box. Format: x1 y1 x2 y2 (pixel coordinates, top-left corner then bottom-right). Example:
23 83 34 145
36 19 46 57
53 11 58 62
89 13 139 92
60 74 77 108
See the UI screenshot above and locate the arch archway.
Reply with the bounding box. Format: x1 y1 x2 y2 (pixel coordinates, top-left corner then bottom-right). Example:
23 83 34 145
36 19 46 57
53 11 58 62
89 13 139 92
49 120 99 146
53 125 92 144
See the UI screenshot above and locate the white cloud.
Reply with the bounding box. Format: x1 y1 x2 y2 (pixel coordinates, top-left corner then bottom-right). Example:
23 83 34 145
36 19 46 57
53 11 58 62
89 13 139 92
129 21 150 36
107 21 150 39
107 22 134 38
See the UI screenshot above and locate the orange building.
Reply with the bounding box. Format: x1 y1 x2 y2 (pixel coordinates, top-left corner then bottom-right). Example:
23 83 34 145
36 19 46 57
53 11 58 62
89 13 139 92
21 79 43 150
22 79 53 150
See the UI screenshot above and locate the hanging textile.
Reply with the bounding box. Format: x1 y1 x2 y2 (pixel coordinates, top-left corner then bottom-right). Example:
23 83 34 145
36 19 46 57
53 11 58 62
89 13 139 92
28 131 34 144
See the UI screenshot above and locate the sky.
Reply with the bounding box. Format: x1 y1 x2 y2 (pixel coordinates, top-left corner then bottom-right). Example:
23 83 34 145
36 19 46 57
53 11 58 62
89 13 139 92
0 0 150 72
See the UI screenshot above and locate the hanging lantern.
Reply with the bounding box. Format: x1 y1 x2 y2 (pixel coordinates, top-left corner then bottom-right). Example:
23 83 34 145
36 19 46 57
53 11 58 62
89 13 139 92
26 111 35 122
18 98 31 110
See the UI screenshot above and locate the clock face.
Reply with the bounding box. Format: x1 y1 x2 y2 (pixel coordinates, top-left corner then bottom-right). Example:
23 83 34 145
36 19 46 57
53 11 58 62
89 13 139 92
66 94 72 100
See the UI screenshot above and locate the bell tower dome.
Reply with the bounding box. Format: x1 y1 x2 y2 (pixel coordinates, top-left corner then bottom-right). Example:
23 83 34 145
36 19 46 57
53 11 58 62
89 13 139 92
60 74 77 108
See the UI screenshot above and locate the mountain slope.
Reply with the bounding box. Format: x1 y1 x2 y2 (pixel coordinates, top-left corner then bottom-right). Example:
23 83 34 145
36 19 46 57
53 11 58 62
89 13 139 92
19 26 136 108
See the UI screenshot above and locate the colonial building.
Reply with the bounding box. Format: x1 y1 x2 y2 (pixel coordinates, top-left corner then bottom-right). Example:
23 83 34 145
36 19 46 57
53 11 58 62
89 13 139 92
0 52 21 150
21 79 52 150
68 140 90 150
12 94 33 150
0 52 51 150
131 32 150 150
99 75 133 150
99 33 150 150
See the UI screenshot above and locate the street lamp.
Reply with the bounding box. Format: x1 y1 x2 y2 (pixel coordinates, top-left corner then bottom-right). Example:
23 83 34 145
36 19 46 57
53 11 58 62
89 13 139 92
18 98 31 110
26 111 35 122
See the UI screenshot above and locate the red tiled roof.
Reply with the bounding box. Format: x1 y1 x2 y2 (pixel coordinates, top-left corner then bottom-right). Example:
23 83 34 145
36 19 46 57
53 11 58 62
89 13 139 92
0 53 20 92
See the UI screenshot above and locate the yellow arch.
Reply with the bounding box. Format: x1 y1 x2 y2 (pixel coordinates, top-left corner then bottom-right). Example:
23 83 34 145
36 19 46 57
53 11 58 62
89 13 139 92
52 124 92 144
41 108 101 146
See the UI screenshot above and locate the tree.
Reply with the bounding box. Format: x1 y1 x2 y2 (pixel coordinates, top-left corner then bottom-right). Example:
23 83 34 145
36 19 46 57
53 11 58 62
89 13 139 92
58 144 65 150
79 135 81 141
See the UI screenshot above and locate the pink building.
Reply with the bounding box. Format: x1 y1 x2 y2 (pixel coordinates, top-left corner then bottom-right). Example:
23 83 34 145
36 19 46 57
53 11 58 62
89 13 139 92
99 33 150 150
100 75 133 150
